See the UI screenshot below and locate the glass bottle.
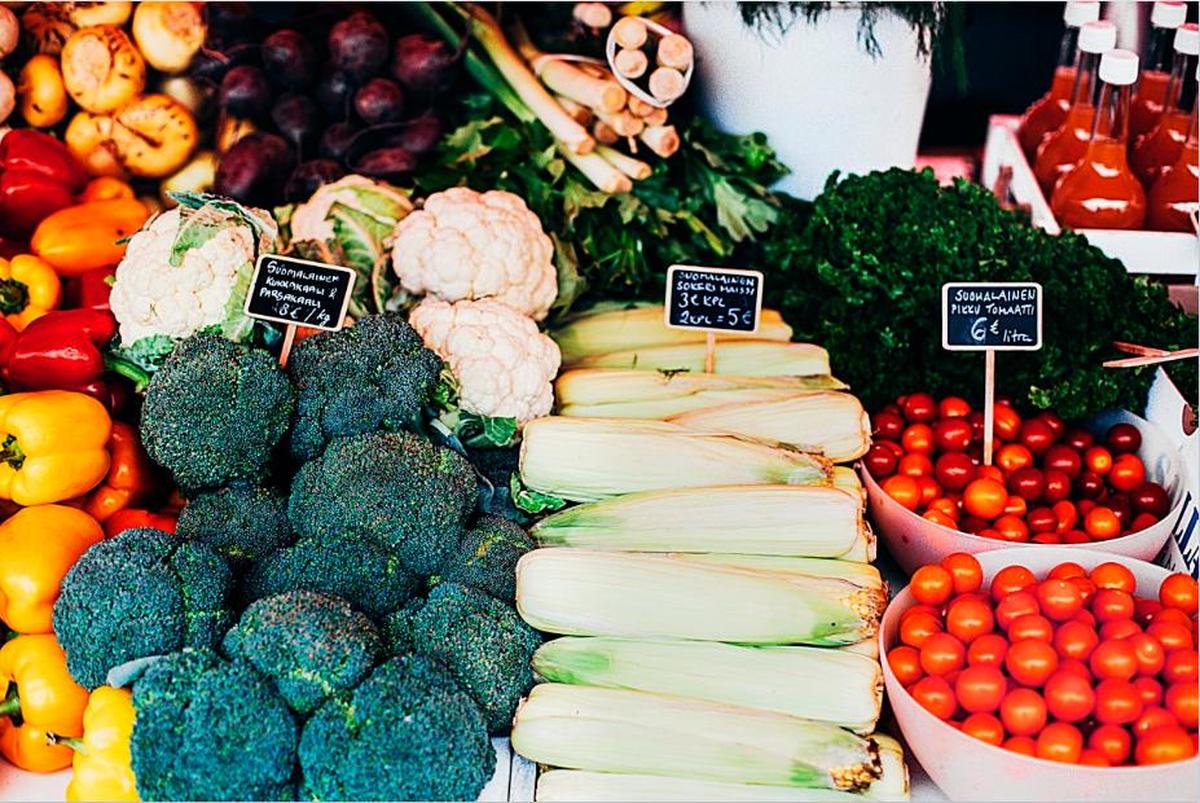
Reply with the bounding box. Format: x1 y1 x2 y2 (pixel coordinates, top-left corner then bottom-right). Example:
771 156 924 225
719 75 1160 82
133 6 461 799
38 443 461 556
1131 23 1199 185
1019 1 1102 159
1130 1 1188 138
1051 50 1147 230
1147 92 1199 231
1034 20 1117 196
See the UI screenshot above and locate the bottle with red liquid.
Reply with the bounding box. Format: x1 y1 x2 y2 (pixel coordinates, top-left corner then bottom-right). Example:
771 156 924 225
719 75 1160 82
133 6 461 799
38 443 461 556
1130 1 1188 138
1132 23 1199 185
1019 1 1102 159
1052 50 1147 230
1148 71 1199 231
1035 20 1117 196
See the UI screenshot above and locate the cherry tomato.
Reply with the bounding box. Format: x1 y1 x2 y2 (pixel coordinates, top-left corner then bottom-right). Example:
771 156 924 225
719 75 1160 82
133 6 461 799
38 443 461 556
1135 725 1196 765
1135 597 1163 626
1073 472 1104 502
999 688 1047 737
873 410 906 440
1049 562 1088 581
1162 649 1199 685
900 610 943 648
1107 493 1133 529
996 590 1040 629
946 596 995 642
1054 620 1100 661
1031 532 1061 544
923 509 956 528
993 404 1022 442
961 712 1005 746
1090 638 1139 681
962 478 1007 520
955 665 1008 714
1047 501 1076 535
1084 446 1114 475
1044 444 1083 478
1006 638 1059 687
916 476 941 506
991 566 1037 602
993 514 1030 543
938 396 972 419
1002 495 1028 518
1090 562 1137 593
882 475 921 511
1128 633 1166 677
1130 512 1159 532
1084 507 1122 541
1009 613 1054 642
902 393 937 423
910 565 955 606
1093 589 1136 623
1132 482 1170 517
932 419 973 453
887 645 924 686
901 424 935 456
966 411 985 442
1100 619 1142 641
1036 722 1084 763
1079 749 1111 767
1147 621 1194 653
1108 454 1146 493
934 452 976 492
1088 723 1132 764
1133 707 1179 738
1165 681 1198 728
898 452 934 478
968 633 1009 668
941 553 983 594
1038 470 1069 505
1105 422 1142 455
1005 467 1044 502
1134 676 1165 707
1037 578 1084 622
902 604 941 622
1063 428 1095 452
976 464 1004 483
1152 607 1194 629
1024 507 1056 535
1159 574 1199 613
920 632 967 676
960 516 991 535
1044 669 1096 722
1036 410 1064 438
1071 576 1096 604
996 443 1034 474
864 444 899 479
1004 736 1037 756
1094 677 1144 725
910 675 956 720
1017 418 1056 456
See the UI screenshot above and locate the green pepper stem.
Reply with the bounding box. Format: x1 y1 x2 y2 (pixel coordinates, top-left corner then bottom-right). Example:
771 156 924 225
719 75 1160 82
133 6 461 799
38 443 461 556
0 435 25 471
46 733 86 753
0 691 20 719
104 354 152 392
0 279 29 315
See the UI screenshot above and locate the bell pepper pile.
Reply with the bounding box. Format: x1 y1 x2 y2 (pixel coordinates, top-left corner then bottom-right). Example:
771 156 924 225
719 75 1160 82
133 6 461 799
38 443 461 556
0 131 87 239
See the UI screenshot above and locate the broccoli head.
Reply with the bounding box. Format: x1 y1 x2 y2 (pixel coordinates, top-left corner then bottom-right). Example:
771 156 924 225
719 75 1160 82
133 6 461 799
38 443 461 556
288 431 478 577
52 528 233 689
242 532 422 622
400 583 541 733
131 647 298 801
176 483 291 564
223 590 382 716
287 313 442 461
298 653 494 801
433 514 534 603
140 333 295 493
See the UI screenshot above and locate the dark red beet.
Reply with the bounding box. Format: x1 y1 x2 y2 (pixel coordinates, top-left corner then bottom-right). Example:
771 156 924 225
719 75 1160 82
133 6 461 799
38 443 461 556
262 30 317 90
285 159 347 202
349 147 416 179
354 78 405 125
271 93 320 153
218 65 272 119
315 69 355 119
328 12 388 80
319 121 358 161
382 112 443 155
390 34 458 96
214 133 296 206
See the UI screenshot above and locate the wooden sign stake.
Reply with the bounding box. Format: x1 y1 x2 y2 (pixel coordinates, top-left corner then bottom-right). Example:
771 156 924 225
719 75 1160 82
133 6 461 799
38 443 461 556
704 331 716 373
278 324 298 368
982 349 996 465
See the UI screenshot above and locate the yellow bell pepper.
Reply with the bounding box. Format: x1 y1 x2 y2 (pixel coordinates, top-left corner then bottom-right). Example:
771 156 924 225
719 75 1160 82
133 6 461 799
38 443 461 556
65 687 139 802
30 198 150 277
0 255 62 331
0 391 112 506
0 505 104 634
0 635 90 772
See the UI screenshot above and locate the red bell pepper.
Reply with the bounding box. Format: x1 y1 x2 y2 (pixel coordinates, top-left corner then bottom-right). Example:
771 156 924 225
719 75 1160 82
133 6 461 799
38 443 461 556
104 508 178 538
62 267 116 311
0 131 88 238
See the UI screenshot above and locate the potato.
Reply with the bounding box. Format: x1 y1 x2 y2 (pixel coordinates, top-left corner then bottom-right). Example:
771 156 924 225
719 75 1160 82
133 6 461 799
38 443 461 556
110 93 197 177
65 109 126 177
0 72 15 126
61 24 145 113
66 2 133 28
160 150 218 206
17 53 69 128
132 1 205 73
20 4 77 55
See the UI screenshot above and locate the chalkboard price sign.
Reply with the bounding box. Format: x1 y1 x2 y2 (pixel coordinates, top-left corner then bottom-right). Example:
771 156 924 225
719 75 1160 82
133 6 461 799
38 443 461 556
244 254 356 332
942 282 1043 351
664 265 763 333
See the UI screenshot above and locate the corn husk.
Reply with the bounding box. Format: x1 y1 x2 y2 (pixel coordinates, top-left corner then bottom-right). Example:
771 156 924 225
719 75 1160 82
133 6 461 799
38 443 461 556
519 417 834 502
679 554 883 590
516 549 884 646
512 684 882 791
552 303 793 366
533 637 883 733
574 340 830 376
531 485 871 561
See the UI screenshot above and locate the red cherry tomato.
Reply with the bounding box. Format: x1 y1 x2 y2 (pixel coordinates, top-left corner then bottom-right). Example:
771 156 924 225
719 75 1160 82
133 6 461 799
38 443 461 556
1001 495 1027 518
1130 512 1159 532
1088 723 1132 764
1132 482 1170 517
1105 422 1142 455
1134 676 1165 707
887 645 924 686
1075 470 1105 499
993 404 1022 442
898 452 934 478
1090 562 1137 593
999 688 1047 737
1084 507 1122 541
1049 562 1088 580
1094 678 1144 725
1052 500 1078 533
933 419 973 453
1147 621 1194 653
902 393 937 423
1036 410 1064 438
1129 633 1167 677
1090 639 1139 681
961 712 1005 746
996 590 1040 629
873 410 905 440
1037 578 1084 622
1004 736 1037 756
1043 444 1083 478
1159 573 1199 612
1093 588 1136 623
920 632 967 676
991 566 1037 602
1026 507 1057 534
1009 613 1054 642
996 443 1034 474
1036 722 1084 764
917 476 942 506
934 452 976 491
864 444 898 479
1043 671 1095 725
1108 454 1146 493
968 633 1009 668
1054 620 1099 661
910 675 956 719
1133 707 1180 738
1063 428 1095 451
956 665 1008 714
899 610 943 648
940 553 983 594
963 478 1008 520
938 396 972 419
1006 638 1059 687
882 475 921 511
993 514 1030 543
1165 680 1198 728
1135 724 1195 766
946 596 995 643
901 424 934 455
910 565 955 606
1017 418 1056 456
926 497 960 522
1006 467 1044 502
1084 446 1114 475
1100 619 1142 641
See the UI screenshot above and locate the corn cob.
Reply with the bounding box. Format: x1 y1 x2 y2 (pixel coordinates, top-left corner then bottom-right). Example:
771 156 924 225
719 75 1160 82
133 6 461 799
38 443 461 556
511 684 882 791
515 549 884 646
574 340 830 376
532 637 883 733
531 485 871 560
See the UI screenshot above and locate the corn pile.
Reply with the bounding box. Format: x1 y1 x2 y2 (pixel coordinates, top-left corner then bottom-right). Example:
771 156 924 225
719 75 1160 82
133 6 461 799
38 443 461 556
510 305 909 802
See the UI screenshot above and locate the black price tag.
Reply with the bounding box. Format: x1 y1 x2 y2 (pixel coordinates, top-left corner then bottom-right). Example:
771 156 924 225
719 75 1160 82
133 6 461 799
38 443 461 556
244 254 356 332
942 282 1043 351
664 265 763 333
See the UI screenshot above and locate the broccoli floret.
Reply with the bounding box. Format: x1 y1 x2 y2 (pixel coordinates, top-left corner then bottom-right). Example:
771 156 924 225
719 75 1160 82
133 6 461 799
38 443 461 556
288 431 477 577
223 590 382 716
140 333 295 493
242 533 422 622
131 647 298 801
287 313 442 461
401 583 541 733
380 598 425 655
433 514 534 603
177 484 291 564
53 528 233 689
298 653 494 801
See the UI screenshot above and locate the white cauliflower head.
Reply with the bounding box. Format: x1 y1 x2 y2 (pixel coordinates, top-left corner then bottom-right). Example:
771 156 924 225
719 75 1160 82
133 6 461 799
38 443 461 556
110 195 277 347
409 297 561 423
392 187 558 321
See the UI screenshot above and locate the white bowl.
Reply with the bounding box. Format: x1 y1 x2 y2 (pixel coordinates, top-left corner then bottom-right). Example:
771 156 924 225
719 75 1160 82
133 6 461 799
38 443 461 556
880 547 1199 802
867 410 1188 575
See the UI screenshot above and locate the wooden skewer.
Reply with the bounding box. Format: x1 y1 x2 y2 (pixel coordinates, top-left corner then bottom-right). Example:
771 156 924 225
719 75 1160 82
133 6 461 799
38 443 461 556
656 34 694 71
615 48 648 79
639 124 679 158
612 16 648 49
573 2 612 29
648 67 686 102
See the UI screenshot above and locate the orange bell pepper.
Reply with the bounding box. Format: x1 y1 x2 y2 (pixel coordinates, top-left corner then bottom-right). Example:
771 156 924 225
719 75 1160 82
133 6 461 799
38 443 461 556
0 255 61 331
84 422 161 523
0 505 103 634
30 199 150 276
0 635 90 772
0 390 112 506
79 177 136 202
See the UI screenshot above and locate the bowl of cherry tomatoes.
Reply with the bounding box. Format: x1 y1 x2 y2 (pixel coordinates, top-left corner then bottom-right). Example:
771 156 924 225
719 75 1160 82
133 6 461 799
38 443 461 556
862 393 1187 574
881 548 1198 802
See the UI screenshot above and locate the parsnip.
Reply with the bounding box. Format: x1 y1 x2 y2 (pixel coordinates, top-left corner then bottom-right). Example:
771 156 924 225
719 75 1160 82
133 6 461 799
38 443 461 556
17 54 69 128
132 1 205 73
61 25 145 113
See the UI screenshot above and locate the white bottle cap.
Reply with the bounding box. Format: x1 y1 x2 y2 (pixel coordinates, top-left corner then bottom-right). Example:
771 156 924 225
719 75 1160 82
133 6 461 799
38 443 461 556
1099 49 1140 85
1174 22 1200 56
1064 1 1101 27
1151 2 1187 29
1079 20 1117 54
